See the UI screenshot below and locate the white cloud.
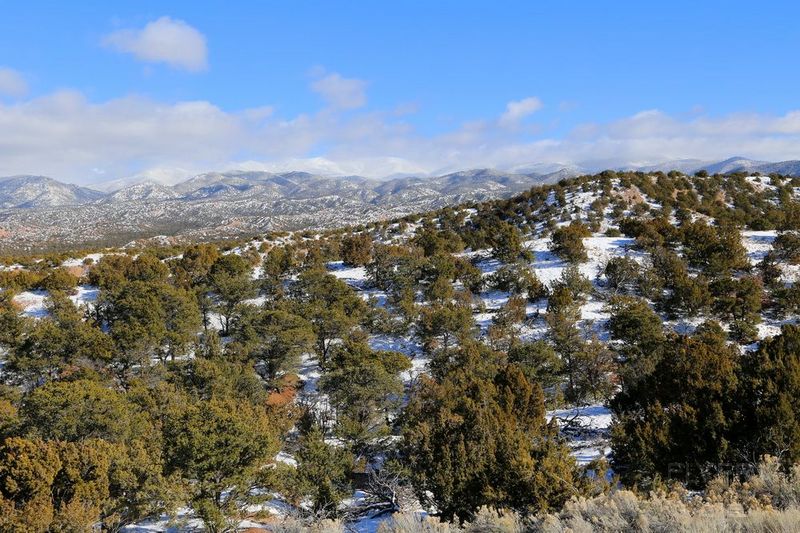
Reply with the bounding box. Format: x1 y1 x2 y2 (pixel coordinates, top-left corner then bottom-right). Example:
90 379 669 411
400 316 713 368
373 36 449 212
2 84 800 184
311 72 367 109
499 96 543 126
0 67 28 97
104 17 208 72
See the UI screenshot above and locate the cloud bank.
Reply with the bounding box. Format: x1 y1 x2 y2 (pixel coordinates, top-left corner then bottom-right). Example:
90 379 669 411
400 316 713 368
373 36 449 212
103 17 208 72
1 74 800 184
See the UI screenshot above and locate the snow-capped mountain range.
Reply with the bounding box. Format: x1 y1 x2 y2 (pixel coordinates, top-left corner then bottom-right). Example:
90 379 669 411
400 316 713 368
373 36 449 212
1 158 798 251
0 168 565 250
0 175 105 209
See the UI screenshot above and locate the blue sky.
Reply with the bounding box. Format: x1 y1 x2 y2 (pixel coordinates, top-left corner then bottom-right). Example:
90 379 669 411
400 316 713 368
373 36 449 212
1 1 799 184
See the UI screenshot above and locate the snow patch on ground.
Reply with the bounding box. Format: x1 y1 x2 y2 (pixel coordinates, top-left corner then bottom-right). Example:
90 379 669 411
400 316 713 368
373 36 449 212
548 404 613 466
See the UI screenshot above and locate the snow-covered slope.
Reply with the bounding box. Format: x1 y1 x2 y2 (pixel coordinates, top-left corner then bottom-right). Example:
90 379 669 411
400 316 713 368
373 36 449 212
0 175 104 209
104 181 181 202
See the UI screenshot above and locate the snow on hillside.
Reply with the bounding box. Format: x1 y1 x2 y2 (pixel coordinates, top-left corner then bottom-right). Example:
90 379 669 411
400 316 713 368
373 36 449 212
13 285 98 318
7 172 800 530
548 405 613 465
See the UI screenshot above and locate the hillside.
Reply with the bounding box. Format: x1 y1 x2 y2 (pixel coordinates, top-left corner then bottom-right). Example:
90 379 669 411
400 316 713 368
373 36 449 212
0 169 562 251
3 169 800 530
0 175 105 209
3 159 800 252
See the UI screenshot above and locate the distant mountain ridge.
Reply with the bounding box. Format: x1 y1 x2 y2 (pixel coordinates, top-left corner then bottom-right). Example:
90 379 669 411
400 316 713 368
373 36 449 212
0 175 105 209
1 158 799 251
0 168 560 209
0 168 564 251
633 156 800 176
6 156 798 210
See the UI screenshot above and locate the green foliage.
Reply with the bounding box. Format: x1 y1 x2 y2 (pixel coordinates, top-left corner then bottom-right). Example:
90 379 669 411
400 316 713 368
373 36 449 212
417 300 475 357
341 233 373 266
20 379 153 444
172 243 220 288
0 437 136 531
290 269 367 361
710 275 763 323
738 325 800 466
100 280 201 373
320 335 410 452
545 285 588 403
491 221 525 263
234 308 316 382
127 252 171 283
0 269 47 292
0 292 28 351
163 397 281 530
607 296 665 353
507 340 563 391
260 245 294 300
414 225 465 257
0 437 61 532
173 356 268 406
487 295 528 350
293 427 353 516
550 222 591 263
37 268 79 292
402 346 576 521
551 265 592 302
611 324 740 487
603 256 640 292
366 244 423 294
15 379 173 528
208 254 257 335
488 263 546 301
87 254 135 290
648 247 712 318
7 293 113 383
7 170 800 528
87 252 170 291
772 231 800 264
681 221 749 278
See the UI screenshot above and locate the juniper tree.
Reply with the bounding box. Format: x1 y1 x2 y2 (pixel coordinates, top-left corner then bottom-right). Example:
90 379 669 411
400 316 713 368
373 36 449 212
37 267 79 293
100 280 201 367
491 221 525 263
611 322 740 487
402 345 576 521
293 426 353 516
0 438 120 531
7 293 113 383
507 339 563 391
341 233 373 266
737 324 800 466
207 254 256 336
290 269 367 362
319 334 410 453
163 397 281 531
550 222 591 263
234 308 316 382
546 285 585 403
603 256 640 293
416 300 475 358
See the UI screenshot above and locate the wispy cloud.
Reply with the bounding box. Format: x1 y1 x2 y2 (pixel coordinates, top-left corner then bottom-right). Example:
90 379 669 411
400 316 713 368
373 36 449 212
499 97 543 126
103 16 208 72
0 67 28 98
310 70 367 110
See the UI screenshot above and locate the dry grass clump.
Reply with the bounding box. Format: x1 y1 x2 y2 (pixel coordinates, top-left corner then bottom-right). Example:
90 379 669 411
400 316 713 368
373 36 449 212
373 457 800 533
532 457 800 532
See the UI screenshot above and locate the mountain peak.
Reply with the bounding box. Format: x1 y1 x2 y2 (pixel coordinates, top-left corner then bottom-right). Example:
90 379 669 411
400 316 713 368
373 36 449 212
0 175 103 209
